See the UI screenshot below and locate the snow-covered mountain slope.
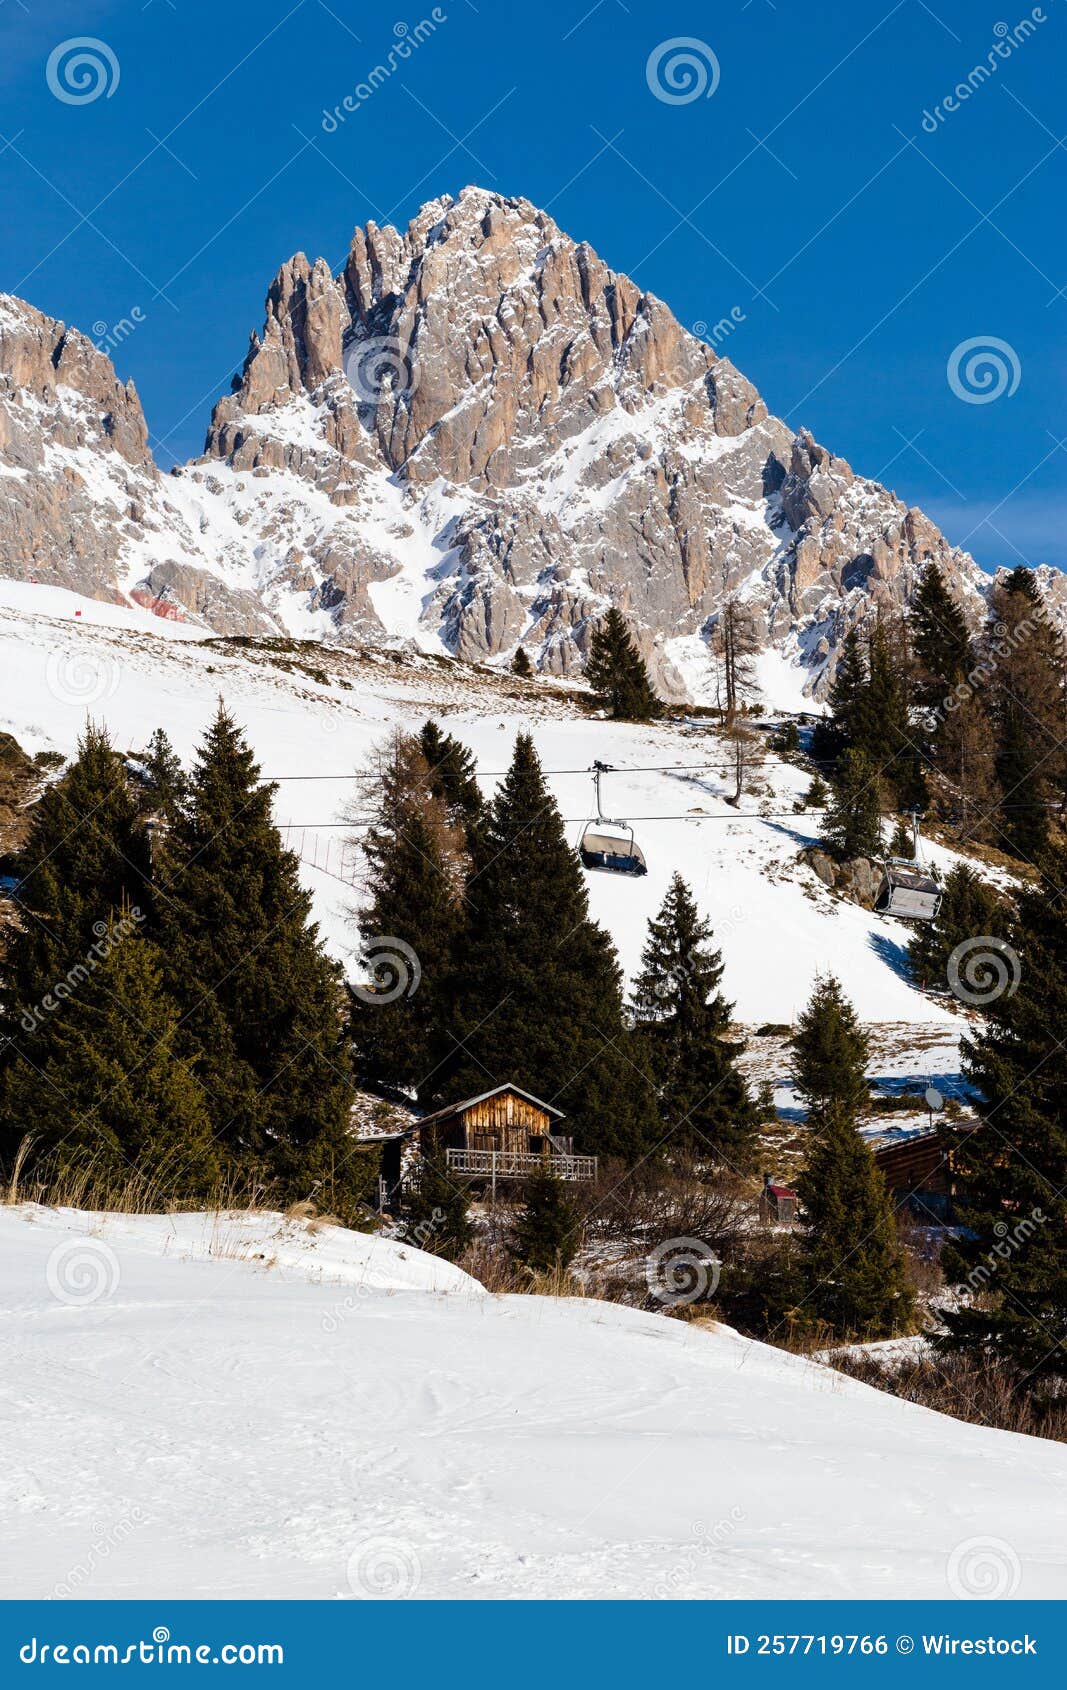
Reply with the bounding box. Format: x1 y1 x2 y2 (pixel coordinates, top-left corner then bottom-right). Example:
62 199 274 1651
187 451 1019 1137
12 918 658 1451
0 186 1029 699
2 1202 1063 1600
0 580 971 1038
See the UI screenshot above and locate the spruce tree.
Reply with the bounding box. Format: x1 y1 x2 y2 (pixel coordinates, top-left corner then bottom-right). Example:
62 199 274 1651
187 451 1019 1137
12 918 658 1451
137 728 189 824
585 609 662 721
511 646 533 678
352 738 461 1093
797 1099 915 1340
906 865 1009 994
438 734 659 1162
939 850 1067 1381
2 919 218 1193
154 705 355 1201
511 1161 578 1272
911 562 974 712
0 724 151 1131
630 873 755 1167
793 977 912 1339
822 748 883 861
417 720 483 837
867 621 924 812
822 627 869 758
402 1146 472 1260
984 570 1063 860
791 974 870 1116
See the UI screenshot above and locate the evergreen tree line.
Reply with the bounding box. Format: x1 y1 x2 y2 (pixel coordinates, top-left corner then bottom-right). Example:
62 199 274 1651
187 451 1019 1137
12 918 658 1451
0 709 761 1208
782 936 1067 1386
0 711 362 1210
353 721 758 1172
817 564 1067 866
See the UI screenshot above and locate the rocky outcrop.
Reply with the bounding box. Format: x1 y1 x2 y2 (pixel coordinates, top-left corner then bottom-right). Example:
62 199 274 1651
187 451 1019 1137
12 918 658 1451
802 847 883 909
0 188 1024 695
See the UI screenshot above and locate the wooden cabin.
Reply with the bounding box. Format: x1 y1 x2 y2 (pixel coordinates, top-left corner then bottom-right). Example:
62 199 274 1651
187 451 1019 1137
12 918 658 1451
873 1122 980 1220
758 1174 798 1226
417 1083 597 1186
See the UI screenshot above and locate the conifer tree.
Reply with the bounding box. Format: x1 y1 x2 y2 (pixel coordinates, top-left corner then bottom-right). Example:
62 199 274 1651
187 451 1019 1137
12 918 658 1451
137 728 189 824
439 734 659 1162
154 705 355 1200
797 1099 915 1340
791 974 870 1116
585 609 662 721
2 920 218 1193
417 720 483 837
511 1161 578 1272
821 627 869 758
402 1146 472 1260
822 748 883 860
630 874 755 1166
511 646 533 678
710 599 760 721
934 688 1001 846
906 865 1010 993
939 850 1067 1381
984 570 1064 860
792 977 912 1339
351 736 461 1092
867 621 924 812
0 725 150 1092
911 562 974 712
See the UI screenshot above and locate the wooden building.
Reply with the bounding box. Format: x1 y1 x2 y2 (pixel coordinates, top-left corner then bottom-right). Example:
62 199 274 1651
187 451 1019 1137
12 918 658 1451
418 1084 597 1187
873 1123 980 1219
758 1174 798 1226
363 1083 598 1210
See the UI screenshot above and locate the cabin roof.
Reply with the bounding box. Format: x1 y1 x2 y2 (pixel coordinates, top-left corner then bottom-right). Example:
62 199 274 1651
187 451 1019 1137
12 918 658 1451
766 1183 796 1200
418 1082 565 1127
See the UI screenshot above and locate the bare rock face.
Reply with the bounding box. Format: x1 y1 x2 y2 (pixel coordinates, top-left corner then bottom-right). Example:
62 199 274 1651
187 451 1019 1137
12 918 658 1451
0 294 280 635
801 847 882 909
0 189 1032 695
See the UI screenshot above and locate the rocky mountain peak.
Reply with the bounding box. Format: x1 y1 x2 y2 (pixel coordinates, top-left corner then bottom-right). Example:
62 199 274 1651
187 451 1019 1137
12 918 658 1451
0 192 1013 697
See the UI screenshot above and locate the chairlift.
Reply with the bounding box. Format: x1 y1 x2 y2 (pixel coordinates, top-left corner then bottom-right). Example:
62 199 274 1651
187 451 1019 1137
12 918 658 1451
579 761 648 877
875 812 942 922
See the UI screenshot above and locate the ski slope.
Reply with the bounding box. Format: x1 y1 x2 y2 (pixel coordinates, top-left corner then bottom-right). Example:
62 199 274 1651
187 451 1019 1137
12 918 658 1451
0 581 969 1036
1 1203 1062 1601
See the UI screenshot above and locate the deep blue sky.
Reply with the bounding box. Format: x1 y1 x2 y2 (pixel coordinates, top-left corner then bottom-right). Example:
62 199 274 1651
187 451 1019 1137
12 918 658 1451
2 0 1065 571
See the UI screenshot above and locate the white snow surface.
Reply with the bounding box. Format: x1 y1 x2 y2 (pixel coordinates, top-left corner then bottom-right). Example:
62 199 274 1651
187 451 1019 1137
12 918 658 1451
0 580 975 1030
2 1203 1064 1600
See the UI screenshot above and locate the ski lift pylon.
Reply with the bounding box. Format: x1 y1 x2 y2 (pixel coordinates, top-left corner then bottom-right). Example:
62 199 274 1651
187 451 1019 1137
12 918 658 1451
875 812 942 922
579 761 648 877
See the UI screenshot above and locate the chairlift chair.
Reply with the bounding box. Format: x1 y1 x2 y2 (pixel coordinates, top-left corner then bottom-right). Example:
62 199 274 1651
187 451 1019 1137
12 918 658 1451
875 812 942 922
578 761 648 877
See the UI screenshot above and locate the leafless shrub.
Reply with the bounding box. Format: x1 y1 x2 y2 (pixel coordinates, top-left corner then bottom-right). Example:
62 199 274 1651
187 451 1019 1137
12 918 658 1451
828 1348 1067 1442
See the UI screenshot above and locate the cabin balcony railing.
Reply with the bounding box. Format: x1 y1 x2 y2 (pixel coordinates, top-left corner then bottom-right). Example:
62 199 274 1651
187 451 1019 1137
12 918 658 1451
445 1148 598 1182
